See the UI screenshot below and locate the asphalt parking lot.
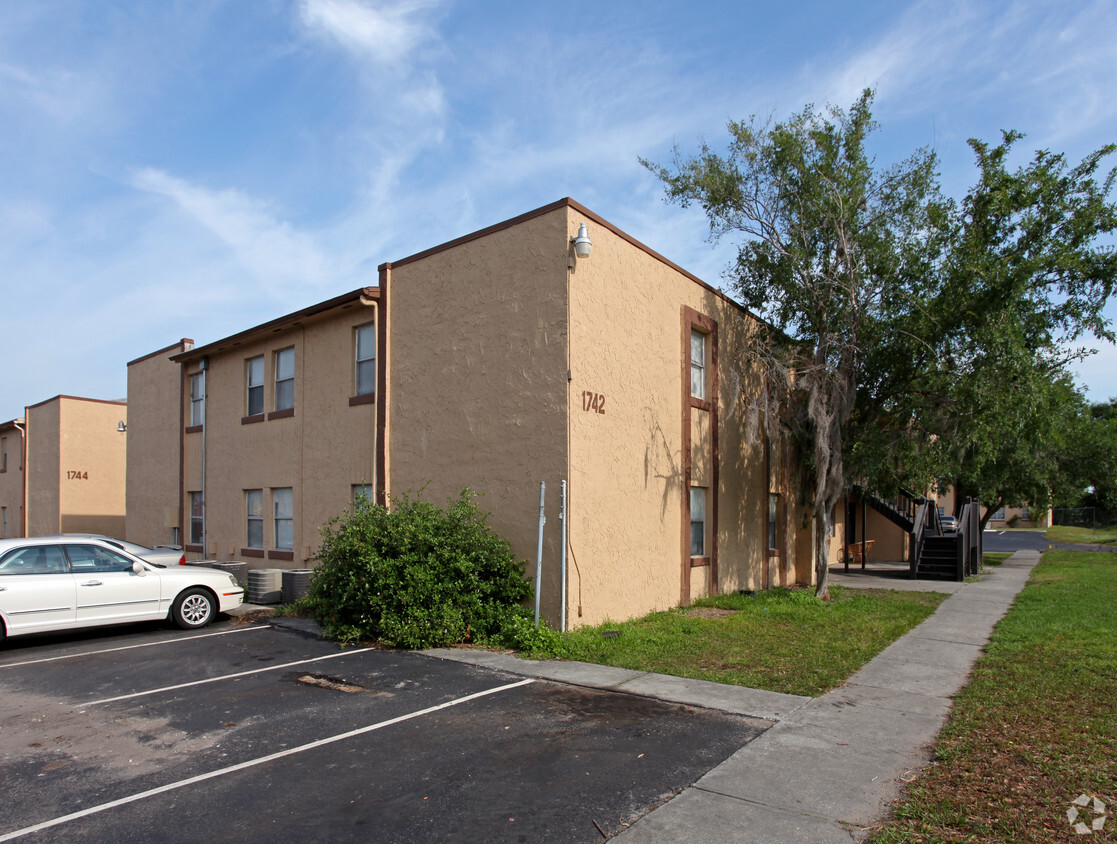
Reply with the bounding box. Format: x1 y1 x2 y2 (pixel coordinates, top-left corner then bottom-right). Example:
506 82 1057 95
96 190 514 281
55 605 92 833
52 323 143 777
0 617 770 843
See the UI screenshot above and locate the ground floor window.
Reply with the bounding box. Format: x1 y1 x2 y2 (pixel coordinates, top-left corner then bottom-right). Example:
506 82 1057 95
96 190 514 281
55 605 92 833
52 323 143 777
352 484 373 504
690 487 706 556
246 490 263 548
273 488 293 550
189 492 204 545
768 494 779 551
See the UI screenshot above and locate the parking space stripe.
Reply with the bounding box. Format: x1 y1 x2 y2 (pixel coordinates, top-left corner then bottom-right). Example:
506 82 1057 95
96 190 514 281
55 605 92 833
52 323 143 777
0 678 535 842
83 647 376 706
0 626 271 670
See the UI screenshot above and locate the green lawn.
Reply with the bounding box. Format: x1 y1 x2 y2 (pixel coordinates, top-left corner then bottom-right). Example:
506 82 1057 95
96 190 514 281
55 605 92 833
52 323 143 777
982 552 1012 567
1045 525 1117 545
540 586 947 698
870 551 1117 843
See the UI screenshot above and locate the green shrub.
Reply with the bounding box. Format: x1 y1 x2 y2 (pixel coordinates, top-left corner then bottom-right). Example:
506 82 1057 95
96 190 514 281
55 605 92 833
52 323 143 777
309 489 533 648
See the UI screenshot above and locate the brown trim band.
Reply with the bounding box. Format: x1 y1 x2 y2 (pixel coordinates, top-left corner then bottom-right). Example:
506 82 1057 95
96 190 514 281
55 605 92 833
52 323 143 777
349 392 375 407
268 408 295 421
185 544 203 553
376 268 389 507
681 306 719 606
689 556 712 568
268 550 294 561
184 424 203 434
241 414 264 425
241 548 265 558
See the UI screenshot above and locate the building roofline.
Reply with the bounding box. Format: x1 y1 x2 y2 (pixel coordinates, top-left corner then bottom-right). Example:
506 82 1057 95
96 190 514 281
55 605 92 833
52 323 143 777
378 197 766 326
25 395 127 411
0 418 26 431
172 287 379 363
128 339 195 368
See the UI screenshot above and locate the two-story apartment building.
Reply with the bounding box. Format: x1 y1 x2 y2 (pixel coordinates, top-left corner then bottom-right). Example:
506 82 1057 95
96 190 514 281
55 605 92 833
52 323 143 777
128 199 814 627
0 396 127 539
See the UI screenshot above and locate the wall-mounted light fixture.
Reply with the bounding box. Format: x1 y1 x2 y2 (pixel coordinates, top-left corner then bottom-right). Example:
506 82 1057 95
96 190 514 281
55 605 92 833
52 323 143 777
572 223 592 259
116 421 127 433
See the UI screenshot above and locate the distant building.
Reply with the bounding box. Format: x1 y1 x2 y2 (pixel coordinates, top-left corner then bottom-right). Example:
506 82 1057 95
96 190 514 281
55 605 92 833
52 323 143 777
0 396 127 539
128 199 815 626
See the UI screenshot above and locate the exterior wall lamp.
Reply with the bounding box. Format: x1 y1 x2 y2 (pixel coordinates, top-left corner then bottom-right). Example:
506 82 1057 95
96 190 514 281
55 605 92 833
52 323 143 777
117 421 127 433
572 223 592 259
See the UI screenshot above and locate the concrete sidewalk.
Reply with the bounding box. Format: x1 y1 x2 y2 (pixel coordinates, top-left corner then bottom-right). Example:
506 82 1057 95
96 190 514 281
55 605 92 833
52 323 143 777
426 550 1041 842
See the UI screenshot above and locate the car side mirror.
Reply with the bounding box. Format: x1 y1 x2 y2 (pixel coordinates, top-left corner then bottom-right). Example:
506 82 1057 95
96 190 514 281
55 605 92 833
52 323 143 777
133 561 147 576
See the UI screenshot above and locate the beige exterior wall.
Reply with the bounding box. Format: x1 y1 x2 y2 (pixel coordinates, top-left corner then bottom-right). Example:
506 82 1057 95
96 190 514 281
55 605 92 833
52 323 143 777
0 421 25 538
24 396 126 537
385 209 571 624
178 298 378 566
126 341 192 547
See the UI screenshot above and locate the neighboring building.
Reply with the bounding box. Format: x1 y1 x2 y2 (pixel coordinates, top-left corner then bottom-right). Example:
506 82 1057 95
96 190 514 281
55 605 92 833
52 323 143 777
125 339 195 549
130 198 815 627
0 396 127 538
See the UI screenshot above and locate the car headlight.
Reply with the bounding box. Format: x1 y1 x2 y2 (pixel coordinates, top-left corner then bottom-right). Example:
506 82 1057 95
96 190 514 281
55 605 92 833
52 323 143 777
227 574 239 587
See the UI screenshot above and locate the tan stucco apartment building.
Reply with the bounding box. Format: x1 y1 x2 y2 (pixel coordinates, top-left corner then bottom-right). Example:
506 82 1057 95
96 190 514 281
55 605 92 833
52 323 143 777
129 199 814 626
0 396 127 539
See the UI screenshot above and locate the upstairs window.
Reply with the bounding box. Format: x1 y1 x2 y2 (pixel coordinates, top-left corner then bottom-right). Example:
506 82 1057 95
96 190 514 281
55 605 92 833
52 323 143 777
690 330 706 400
247 356 264 417
355 323 376 396
274 348 295 412
189 373 205 427
1 437 6 472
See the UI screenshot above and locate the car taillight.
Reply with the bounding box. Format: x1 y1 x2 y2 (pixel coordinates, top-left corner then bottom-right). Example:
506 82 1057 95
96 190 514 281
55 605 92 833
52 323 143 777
178 554 187 565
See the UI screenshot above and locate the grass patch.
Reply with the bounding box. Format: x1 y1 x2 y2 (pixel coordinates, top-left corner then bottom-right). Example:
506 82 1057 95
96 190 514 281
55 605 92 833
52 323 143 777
871 551 1117 843
983 552 1012 567
1045 525 1117 546
538 586 946 698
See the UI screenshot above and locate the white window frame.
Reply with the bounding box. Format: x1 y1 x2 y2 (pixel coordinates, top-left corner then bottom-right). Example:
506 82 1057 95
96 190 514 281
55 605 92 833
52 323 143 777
355 323 376 397
690 329 706 400
189 491 204 545
247 356 264 416
690 487 706 557
246 489 263 548
274 348 295 412
189 372 205 427
273 488 293 550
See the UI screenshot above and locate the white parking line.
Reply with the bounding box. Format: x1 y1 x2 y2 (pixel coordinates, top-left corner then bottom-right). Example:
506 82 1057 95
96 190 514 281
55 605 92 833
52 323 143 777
0 625 271 669
84 647 376 706
0 677 535 842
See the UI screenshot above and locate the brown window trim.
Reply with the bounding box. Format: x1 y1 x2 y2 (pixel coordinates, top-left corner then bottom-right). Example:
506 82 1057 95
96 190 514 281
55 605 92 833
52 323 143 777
689 397 712 412
241 414 265 425
268 550 294 561
689 556 711 568
241 548 265 558
349 392 375 407
185 424 203 434
185 544 203 553
268 408 295 421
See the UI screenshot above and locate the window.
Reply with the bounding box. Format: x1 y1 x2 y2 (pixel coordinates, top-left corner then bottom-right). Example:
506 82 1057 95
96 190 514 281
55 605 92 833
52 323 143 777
768 494 779 551
65 544 134 574
352 484 373 504
0 544 68 575
274 348 294 412
246 490 263 548
1 507 6 538
189 492 204 545
990 506 1006 521
247 356 264 416
273 488 293 550
355 323 376 396
690 330 706 400
1019 506 1031 520
190 373 205 427
690 487 706 557
1 436 6 472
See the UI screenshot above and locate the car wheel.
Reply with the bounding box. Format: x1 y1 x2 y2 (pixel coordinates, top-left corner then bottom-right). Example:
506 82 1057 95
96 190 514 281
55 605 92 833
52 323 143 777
172 588 216 630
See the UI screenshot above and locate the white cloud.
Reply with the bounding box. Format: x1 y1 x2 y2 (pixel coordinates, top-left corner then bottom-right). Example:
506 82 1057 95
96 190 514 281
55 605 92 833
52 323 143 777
299 0 441 65
128 167 339 296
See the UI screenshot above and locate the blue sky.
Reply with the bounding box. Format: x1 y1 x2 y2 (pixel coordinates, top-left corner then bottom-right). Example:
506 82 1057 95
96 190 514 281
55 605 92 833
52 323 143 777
2 0 1116 424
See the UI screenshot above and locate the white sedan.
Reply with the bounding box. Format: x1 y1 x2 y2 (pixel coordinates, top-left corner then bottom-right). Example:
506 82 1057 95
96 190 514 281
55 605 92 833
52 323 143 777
0 536 244 643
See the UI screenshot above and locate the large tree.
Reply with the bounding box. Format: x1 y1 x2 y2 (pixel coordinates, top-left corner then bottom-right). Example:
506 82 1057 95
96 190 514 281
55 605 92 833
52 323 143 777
646 94 1117 598
644 91 944 598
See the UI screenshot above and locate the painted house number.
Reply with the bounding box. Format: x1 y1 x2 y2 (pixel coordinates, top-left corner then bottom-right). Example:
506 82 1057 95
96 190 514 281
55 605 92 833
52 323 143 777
581 391 606 414
66 470 89 480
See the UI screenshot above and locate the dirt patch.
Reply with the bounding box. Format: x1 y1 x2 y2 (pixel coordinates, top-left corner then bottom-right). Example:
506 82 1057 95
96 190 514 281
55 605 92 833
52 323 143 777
686 607 739 620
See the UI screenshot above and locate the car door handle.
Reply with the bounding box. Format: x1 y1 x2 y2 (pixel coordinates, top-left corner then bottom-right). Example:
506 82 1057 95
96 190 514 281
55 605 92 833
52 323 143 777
80 580 103 587
0 586 6 592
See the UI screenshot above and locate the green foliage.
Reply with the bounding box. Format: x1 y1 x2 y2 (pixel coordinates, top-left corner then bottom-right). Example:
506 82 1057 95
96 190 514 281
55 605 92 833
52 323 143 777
308 489 532 649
